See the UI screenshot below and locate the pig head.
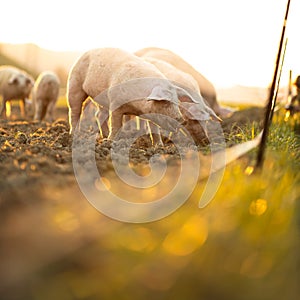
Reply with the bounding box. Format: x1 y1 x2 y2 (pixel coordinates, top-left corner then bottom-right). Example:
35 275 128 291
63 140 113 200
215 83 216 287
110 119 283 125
8 73 34 98
0 70 34 118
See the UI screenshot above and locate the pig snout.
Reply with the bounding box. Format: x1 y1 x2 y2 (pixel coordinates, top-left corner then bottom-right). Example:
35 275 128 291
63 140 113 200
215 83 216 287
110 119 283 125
181 119 188 126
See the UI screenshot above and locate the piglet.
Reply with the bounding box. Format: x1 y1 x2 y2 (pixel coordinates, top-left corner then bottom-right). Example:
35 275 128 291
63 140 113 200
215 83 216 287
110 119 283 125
0 65 34 118
32 71 60 122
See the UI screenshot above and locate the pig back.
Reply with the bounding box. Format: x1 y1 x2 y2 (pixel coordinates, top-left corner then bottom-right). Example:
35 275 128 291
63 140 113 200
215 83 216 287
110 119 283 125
81 48 166 99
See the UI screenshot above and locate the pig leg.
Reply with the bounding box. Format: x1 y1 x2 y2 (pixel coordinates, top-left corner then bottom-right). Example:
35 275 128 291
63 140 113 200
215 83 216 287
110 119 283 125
34 99 46 121
0 98 7 118
67 82 88 134
138 117 147 131
96 108 109 138
108 109 124 140
6 101 12 118
45 100 56 123
19 99 26 118
147 121 163 145
123 115 132 130
40 105 47 121
122 116 147 131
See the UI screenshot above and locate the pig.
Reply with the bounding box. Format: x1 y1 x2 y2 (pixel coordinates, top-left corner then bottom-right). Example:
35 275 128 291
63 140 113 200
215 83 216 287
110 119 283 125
135 47 233 118
0 65 34 118
32 71 60 122
141 56 221 145
67 47 208 141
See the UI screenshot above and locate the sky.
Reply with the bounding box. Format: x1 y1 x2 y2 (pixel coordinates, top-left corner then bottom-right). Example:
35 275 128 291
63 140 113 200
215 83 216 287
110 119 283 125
1 0 299 88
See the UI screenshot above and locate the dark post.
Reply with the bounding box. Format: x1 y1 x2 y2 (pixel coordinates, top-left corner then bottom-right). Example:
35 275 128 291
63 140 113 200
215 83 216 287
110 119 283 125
255 0 291 169
270 38 288 122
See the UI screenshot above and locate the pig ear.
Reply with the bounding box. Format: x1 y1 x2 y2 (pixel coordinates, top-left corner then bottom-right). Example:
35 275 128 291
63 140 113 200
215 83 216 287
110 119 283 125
181 102 222 122
176 86 222 122
146 85 173 101
175 86 198 103
206 106 223 122
8 75 19 85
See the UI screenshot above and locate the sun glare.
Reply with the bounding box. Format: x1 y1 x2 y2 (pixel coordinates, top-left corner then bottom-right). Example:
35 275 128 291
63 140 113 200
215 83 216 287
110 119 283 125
0 0 299 87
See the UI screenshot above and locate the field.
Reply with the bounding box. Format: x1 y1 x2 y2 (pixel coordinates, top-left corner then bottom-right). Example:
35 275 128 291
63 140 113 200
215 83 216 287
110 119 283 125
0 99 299 300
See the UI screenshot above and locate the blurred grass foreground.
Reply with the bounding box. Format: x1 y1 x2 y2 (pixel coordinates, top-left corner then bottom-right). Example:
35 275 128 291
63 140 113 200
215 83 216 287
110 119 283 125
0 109 299 300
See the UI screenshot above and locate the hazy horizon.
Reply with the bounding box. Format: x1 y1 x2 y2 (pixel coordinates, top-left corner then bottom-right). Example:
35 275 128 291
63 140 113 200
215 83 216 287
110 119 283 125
1 0 299 89
1 40 291 106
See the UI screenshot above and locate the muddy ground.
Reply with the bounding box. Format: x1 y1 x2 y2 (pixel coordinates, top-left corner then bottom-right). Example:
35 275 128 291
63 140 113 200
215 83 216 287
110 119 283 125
0 105 264 207
0 104 265 298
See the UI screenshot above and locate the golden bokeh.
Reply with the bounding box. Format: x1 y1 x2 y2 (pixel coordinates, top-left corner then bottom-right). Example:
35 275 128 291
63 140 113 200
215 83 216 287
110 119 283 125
163 215 208 256
249 199 268 216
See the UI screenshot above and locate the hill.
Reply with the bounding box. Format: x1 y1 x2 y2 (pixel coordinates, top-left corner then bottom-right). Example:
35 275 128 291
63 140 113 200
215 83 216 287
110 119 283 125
0 50 39 78
0 43 82 86
217 85 268 107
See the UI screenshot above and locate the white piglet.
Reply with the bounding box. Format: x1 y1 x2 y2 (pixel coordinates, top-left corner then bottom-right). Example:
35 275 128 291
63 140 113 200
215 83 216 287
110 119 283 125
0 65 34 118
32 71 60 122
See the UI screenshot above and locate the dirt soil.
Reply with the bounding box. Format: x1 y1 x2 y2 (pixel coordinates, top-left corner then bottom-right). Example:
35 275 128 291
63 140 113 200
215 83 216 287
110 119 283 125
0 106 265 207
0 105 265 297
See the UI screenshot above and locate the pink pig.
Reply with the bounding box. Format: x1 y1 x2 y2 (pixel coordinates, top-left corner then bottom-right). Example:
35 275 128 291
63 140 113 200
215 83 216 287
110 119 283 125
67 48 196 139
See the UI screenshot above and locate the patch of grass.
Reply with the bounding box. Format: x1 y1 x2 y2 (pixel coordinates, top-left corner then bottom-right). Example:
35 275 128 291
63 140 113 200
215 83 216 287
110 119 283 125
177 108 300 300
267 113 300 169
225 121 261 146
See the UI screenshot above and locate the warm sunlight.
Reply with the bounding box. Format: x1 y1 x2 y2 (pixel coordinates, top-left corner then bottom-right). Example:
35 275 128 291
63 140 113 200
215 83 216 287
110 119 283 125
1 2 300 299
1 0 299 88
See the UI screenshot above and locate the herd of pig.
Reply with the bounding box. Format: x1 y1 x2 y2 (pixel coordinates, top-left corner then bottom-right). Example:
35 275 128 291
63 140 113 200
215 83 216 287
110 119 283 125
0 47 233 145
0 68 60 122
